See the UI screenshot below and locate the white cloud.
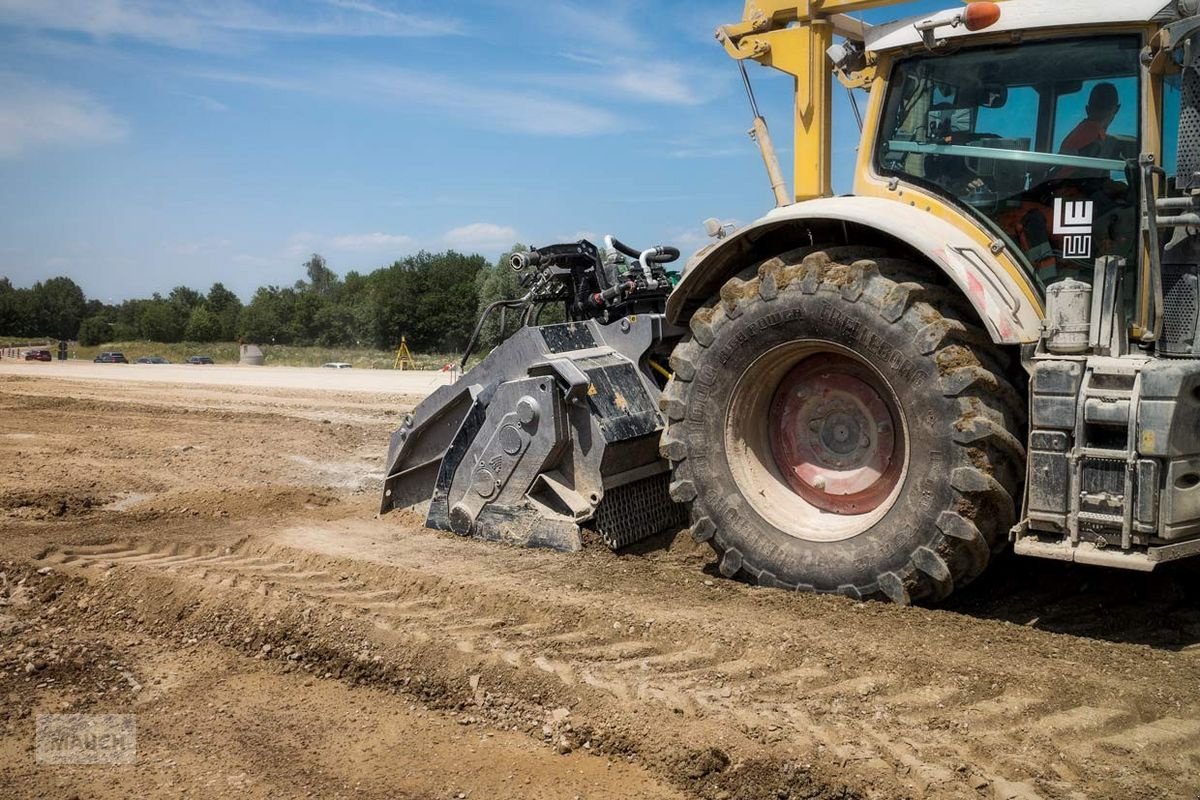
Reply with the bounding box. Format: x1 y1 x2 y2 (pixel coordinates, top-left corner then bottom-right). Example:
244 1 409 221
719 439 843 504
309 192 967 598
232 253 273 267
285 231 415 258
609 62 702 105
176 91 229 112
0 0 462 50
196 66 622 136
517 3 723 107
669 145 746 159
362 68 621 136
666 221 739 257
330 232 415 252
526 56 718 107
164 237 232 256
555 230 597 244
186 69 307 92
443 223 519 252
0 72 129 158
537 2 644 51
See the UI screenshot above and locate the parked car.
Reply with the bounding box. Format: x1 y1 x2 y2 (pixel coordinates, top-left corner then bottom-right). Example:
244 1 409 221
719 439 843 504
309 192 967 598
187 356 214 365
322 362 353 369
135 356 170 364
24 349 52 362
94 352 129 363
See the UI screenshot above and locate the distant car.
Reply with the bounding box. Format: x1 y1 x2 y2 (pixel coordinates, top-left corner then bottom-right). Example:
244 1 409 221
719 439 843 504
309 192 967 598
135 356 170 364
94 352 129 363
322 362 353 369
24 349 52 362
187 356 214 365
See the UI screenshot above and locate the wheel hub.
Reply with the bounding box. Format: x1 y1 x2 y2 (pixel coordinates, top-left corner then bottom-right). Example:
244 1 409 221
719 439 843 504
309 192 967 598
769 354 902 515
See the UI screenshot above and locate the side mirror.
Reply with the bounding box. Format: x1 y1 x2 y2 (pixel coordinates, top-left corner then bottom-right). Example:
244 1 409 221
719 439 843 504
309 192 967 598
927 108 974 139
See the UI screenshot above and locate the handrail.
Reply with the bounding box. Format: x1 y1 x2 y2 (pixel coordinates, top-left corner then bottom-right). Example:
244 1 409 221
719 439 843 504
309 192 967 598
884 140 1127 172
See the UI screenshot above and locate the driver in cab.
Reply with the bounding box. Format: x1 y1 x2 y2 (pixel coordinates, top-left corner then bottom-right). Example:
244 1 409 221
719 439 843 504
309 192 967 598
1058 82 1121 178
999 81 1132 280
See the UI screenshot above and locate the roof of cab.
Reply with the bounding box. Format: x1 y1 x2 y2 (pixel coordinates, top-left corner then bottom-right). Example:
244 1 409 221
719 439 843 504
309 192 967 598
865 0 1177 53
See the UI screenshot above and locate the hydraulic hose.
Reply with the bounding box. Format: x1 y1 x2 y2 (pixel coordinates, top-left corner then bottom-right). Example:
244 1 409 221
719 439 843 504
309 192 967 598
460 297 532 369
604 235 680 264
605 235 642 260
639 245 680 271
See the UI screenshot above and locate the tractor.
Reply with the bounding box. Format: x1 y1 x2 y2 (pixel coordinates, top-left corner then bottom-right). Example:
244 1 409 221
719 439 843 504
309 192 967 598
382 0 1200 604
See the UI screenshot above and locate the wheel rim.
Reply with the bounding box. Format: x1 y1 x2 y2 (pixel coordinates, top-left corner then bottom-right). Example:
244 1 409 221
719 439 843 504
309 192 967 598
769 354 903 515
724 341 909 543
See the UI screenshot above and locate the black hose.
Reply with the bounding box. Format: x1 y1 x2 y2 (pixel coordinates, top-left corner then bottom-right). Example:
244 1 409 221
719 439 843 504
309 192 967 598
607 236 642 259
460 298 529 369
606 236 679 264
642 245 681 264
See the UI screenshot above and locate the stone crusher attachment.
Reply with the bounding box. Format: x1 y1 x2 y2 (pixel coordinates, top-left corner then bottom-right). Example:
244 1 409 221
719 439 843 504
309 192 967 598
380 237 687 552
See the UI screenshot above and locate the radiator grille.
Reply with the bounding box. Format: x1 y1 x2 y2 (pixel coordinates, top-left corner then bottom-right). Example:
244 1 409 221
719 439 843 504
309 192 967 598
1161 264 1199 356
593 471 687 550
1179 66 1200 191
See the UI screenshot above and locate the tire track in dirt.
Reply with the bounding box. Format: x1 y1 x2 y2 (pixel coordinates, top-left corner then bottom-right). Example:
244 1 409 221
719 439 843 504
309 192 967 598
38 534 1200 800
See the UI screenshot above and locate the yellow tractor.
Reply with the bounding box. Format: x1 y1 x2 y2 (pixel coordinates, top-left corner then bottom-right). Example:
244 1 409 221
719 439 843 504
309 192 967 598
383 0 1200 603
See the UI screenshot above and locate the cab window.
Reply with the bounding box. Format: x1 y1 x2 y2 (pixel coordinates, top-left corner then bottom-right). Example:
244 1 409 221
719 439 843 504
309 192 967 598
877 36 1142 286
1163 73 1181 183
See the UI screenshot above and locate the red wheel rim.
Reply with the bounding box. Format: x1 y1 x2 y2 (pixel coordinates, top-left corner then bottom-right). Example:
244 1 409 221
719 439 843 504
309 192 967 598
768 354 904 515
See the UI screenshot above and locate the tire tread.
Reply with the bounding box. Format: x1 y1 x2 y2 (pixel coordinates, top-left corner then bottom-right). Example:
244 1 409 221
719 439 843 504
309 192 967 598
660 248 1025 604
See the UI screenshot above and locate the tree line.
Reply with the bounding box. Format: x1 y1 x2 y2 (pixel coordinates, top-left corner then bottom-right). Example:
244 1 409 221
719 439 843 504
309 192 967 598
0 248 530 353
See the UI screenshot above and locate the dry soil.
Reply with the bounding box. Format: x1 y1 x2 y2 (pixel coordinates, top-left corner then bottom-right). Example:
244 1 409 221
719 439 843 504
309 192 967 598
1 365 1199 800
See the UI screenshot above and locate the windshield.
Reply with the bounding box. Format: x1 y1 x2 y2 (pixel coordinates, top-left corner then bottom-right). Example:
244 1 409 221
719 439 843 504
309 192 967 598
876 36 1142 286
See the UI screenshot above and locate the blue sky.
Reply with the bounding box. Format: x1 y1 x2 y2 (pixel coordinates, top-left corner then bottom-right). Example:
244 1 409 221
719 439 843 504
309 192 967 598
0 0 950 302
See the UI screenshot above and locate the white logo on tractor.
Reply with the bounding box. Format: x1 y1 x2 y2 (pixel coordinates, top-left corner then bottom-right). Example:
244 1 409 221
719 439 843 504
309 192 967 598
1053 198 1094 260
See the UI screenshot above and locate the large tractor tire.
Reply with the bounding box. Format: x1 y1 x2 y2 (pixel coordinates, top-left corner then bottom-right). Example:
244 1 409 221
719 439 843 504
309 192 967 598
660 246 1025 604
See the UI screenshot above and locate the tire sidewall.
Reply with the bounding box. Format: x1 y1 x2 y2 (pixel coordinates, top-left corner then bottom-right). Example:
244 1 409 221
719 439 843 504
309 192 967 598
682 284 962 589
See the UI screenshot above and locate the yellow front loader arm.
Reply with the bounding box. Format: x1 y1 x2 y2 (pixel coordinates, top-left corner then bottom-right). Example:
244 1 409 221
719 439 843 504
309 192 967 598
718 1 998 202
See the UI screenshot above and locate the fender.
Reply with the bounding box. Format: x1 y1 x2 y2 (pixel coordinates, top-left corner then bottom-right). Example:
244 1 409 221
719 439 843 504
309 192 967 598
667 196 1045 345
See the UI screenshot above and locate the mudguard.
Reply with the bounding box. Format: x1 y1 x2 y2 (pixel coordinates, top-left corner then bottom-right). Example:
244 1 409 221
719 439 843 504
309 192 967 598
667 196 1045 345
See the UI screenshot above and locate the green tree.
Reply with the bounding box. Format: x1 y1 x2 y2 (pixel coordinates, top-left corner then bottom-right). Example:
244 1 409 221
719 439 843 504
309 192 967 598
205 283 243 341
238 287 289 343
140 300 185 342
112 321 140 340
77 315 111 347
473 244 527 350
30 277 87 340
370 250 484 352
304 253 337 296
289 291 324 343
206 282 240 314
337 270 376 345
168 286 203 313
313 303 357 346
0 278 32 337
184 305 222 342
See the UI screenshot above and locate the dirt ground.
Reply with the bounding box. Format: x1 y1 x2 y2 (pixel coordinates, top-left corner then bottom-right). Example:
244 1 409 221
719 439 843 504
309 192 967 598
2 369 1199 800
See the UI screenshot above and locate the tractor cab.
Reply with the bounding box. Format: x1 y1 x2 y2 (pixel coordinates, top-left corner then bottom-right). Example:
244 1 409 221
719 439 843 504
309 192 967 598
876 34 1143 287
